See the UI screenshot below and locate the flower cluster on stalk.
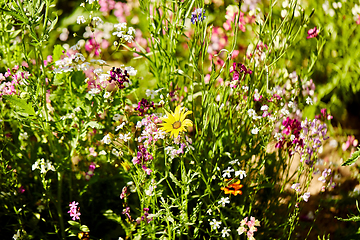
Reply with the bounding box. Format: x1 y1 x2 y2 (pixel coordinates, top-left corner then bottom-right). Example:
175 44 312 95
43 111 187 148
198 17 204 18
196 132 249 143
275 117 303 153
32 158 56 174
191 8 206 24
229 62 252 87
0 67 30 97
85 162 96 180
68 201 81 221
237 216 261 239
135 98 155 116
136 208 153 224
109 67 131 89
132 114 166 174
299 118 328 165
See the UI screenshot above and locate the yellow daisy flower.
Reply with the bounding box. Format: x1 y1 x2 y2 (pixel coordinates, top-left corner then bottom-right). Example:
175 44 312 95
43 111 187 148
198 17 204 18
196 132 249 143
159 105 193 138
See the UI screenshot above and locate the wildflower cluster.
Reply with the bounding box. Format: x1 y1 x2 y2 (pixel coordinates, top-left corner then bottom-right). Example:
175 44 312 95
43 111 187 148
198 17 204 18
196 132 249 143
299 118 328 165
32 158 56 174
131 114 167 174
0 67 30 97
246 41 268 67
315 108 333 121
221 161 246 197
318 168 335 192
112 22 135 43
291 183 311 203
229 62 252 87
109 66 133 89
3 0 360 239
275 117 303 153
135 98 155 116
237 217 261 239
85 162 96 180
68 201 81 221
136 208 153 224
191 8 206 24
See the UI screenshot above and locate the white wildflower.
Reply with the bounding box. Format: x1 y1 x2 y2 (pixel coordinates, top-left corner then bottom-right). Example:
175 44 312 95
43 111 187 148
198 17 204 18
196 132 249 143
104 92 111 99
218 197 230 207
260 105 269 111
112 149 120 157
127 27 136 35
222 167 234 178
235 170 246 179
125 66 137 76
92 16 103 25
146 89 158 99
306 96 313 105
302 192 311 202
209 219 222 230
77 16 86 24
88 88 100 96
99 150 107 155
221 227 231 237
251 127 259 135
102 134 111 144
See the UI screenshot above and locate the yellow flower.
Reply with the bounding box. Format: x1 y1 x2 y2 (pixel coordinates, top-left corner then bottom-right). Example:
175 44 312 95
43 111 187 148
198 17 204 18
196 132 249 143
159 105 193 138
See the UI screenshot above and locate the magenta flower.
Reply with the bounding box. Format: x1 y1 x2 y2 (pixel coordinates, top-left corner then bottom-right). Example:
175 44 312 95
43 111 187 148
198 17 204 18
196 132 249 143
120 186 128 199
122 206 131 220
109 67 130 89
135 98 155 116
85 162 96 181
18 186 25 194
85 38 101 56
68 201 81 221
307 27 319 39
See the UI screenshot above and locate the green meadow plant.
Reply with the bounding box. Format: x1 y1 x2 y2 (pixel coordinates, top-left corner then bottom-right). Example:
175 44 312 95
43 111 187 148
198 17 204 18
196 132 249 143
0 0 359 239
286 0 360 120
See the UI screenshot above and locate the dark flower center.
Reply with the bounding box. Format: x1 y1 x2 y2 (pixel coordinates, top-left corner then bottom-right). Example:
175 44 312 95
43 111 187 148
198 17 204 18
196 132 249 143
172 121 181 129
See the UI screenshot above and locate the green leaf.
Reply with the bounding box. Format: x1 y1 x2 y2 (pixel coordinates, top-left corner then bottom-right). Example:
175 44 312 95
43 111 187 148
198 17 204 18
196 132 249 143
342 148 360 166
80 225 90 232
86 121 104 129
103 209 122 223
0 8 28 24
169 172 183 189
71 71 86 89
3 95 36 117
53 45 65 62
10 29 22 38
68 220 81 227
47 14 58 33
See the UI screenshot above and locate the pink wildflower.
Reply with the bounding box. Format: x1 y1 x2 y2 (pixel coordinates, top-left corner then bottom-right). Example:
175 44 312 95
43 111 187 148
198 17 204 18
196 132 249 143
120 186 128 199
85 38 101 56
342 135 358 151
307 27 319 39
18 186 25 194
68 201 81 221
85 162 96 181
122 206 131 220
238 216 260 238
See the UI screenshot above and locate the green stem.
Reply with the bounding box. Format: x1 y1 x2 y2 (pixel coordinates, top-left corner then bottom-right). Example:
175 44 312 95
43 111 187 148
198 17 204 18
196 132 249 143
57 171 65 239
